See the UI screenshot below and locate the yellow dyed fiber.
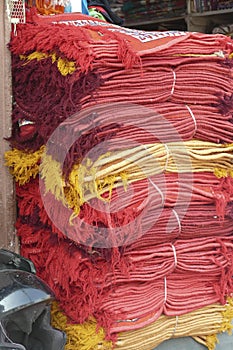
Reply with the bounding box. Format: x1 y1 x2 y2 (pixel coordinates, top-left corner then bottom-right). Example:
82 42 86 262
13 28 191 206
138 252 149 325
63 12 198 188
4 146 45 185
5 140 233 213
66 161 129 216
114 299 233 350
20 51 76 76
214 168 233 178
41 140 233 214
50 300 233 350
51 302 113 350
193 335 219 350
81 141 233 182
40 153 66 205
175 52 230 58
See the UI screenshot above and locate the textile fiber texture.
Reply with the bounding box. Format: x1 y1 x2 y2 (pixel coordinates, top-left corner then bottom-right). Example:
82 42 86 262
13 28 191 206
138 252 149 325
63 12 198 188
5 10 233 350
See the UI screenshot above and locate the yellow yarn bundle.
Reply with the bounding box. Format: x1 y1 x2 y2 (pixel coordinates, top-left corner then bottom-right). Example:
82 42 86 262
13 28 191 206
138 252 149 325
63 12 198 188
4 146 45 185
51 302 113 350
51 299 233 350
5 140 233 216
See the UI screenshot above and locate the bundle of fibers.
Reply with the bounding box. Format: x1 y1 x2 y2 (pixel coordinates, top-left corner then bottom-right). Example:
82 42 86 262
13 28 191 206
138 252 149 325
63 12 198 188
12 50 233 110
10 94 233 151
76 171 233 215
113 299 233 350
10 153 233 248
15 177 233 251
8 28 233 153
38 140 233 218
50 299 233 350
5 140 233 203
15 193 233 286
15 215 233 334
8 12 233 154
9 53 106 151
39 171 233 248
105 102 233 144
80 61 233 106
9 12 233 130
13 97 233 159
51 303 113 350
10 11 233 64
14 176 233 252
100 274 233 334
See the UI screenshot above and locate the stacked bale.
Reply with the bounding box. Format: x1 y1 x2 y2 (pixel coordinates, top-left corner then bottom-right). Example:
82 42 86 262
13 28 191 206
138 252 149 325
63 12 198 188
5 11 233 350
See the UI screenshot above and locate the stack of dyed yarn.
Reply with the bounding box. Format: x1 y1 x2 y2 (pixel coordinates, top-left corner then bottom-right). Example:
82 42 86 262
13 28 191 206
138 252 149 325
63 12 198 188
5 10 233 350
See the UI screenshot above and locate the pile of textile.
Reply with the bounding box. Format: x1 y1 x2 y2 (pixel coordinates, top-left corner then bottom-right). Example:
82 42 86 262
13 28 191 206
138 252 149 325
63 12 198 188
5 9 233 350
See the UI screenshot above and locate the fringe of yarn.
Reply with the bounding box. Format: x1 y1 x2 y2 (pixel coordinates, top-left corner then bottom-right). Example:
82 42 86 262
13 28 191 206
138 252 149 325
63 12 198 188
51 302 113 350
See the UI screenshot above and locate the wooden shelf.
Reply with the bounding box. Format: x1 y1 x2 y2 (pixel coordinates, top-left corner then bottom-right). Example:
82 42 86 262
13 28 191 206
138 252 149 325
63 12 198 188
122 1 233 32
190 8 233 17
125 15 186 28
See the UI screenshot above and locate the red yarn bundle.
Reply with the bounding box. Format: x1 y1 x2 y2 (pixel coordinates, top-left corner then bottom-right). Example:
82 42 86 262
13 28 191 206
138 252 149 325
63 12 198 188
16 214 233 334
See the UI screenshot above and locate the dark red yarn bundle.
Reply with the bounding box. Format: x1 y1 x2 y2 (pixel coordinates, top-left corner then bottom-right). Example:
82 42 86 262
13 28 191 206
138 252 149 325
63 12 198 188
16 174 233 245
7 11 233 345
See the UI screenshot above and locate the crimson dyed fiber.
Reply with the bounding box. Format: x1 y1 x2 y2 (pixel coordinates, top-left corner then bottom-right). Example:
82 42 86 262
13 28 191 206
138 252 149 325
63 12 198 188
9 55 104 151
16 214 233 334
16 174 233 248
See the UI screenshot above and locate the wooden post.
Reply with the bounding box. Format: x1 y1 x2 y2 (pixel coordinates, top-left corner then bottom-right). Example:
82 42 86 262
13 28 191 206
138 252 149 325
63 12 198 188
0 1 17 251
